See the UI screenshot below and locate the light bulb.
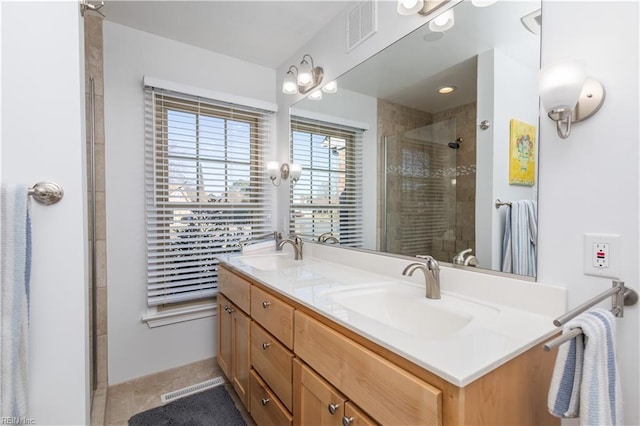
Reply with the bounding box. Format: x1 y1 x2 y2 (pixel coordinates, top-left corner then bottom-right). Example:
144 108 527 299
539 60 587 112
282 69 298 94
308 90 323 101
298 58 313 87
429 9 454 32
289 164 302 182
397 0 424 15
322 80 338 93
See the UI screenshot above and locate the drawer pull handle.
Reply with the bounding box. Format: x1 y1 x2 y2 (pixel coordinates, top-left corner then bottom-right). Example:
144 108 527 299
262 301 271 309
328 403 340 415
226 307 234 314
262 342 271 350
261 398 270 406
342 416 354 426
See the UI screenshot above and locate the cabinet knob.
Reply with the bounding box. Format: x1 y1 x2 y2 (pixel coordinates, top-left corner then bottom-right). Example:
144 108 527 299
262 301 271 309
223 305 230 312
342 416 354 426
262 342 271 350
226 306 234 314
328 403 340 415
261 398 270 406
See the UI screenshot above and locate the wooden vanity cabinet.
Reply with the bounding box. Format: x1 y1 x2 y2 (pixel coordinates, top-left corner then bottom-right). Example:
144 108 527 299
218 264 557 426
294 359 377 426
217 289 250 409
250 369 293 426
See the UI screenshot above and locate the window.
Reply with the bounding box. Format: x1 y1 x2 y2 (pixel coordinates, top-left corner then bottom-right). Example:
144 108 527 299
144 87 272 306
290 117 363 246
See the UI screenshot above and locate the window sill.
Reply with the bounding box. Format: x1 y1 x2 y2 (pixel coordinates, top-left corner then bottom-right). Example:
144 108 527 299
142 302 217 328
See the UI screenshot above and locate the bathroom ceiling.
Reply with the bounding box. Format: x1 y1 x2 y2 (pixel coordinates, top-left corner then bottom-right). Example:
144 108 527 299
103 1 358 69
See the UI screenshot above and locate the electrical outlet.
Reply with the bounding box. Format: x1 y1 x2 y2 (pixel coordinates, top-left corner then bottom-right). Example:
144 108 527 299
584 233 620 278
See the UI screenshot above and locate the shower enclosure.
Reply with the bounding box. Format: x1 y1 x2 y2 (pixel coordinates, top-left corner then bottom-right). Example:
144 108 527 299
382 118 460 261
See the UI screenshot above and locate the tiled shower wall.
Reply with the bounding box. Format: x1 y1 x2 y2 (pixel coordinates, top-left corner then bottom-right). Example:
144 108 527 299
84 14 108 393
376 99 432 250
432 102 477 262
376 99 476 262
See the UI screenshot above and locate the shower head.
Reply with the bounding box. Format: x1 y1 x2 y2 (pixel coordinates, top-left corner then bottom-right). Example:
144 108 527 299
448 137 462 149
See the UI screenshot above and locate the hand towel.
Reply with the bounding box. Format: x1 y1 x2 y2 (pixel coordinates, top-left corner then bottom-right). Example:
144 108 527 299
0 184 31 418
501 200 537 276
548 308 623 425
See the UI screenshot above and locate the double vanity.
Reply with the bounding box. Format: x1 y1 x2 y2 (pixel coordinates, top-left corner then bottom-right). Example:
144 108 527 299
216 241 566 425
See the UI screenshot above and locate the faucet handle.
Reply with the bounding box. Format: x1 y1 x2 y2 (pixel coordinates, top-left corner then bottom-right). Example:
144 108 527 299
416 254 439 270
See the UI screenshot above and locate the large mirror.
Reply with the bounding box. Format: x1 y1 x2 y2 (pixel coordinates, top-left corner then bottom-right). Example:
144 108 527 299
289 0 541 278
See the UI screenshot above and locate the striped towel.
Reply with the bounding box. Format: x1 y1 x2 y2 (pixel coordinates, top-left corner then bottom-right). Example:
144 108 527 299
501 200 537 277
0 184 31 418
548 308 623 425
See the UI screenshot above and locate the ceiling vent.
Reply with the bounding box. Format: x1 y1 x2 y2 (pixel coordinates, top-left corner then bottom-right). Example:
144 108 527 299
346 0 377 53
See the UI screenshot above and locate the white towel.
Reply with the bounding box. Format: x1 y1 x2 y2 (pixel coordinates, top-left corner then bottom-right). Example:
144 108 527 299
501 200 537 276
548 308 623 425
0 184 31 418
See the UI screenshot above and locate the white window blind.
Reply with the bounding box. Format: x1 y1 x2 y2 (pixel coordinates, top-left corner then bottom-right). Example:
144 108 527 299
290 117 364 246
144 86 272 306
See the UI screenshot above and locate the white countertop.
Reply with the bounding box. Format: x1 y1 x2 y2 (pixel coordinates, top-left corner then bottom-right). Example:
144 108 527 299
218 242 567 387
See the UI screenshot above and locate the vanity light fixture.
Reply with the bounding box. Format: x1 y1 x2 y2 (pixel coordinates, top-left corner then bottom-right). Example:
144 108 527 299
281 54 324 95
538 60 606 139
267 161 302 187
428 8 454 32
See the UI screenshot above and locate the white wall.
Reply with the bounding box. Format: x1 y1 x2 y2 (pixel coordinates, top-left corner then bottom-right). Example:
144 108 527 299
537 2 639 424
1 2 89 424
103 22 278 384
476 49 539 270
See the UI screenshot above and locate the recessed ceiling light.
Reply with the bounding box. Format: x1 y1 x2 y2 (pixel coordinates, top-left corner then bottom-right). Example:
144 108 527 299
438 86 457 94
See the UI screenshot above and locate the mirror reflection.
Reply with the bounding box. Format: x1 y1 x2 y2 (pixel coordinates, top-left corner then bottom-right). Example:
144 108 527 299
290 0 541 277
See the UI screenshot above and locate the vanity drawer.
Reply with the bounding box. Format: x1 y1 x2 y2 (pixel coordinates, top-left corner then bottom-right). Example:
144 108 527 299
251 286 294 349
218 266 251 314
250 369 293 426
251 321 294 412
294 311 442 426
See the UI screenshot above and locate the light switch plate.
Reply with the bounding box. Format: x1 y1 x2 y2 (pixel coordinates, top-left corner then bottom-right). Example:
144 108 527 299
583 233 620 278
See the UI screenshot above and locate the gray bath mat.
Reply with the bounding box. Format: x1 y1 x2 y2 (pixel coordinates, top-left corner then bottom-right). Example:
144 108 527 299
128 385 246 426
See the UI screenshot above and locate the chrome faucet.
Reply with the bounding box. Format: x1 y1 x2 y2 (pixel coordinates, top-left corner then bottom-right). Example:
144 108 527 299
318 232 339 244
452 248 472 264
402 255 441 299
277 235 304 260
452 248 478 267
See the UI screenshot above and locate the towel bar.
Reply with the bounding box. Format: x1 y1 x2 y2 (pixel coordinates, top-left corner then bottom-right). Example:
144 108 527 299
542 280 637 351
28 181 64 205
495 199 512 208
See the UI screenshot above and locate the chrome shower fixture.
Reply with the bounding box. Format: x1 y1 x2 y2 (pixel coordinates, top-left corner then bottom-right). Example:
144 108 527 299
448 137 462 149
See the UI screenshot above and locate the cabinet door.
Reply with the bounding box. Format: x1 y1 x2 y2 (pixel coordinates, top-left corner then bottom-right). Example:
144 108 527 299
343 402 378 426
231 305 251 410
217 294 232 379
295 359 346 426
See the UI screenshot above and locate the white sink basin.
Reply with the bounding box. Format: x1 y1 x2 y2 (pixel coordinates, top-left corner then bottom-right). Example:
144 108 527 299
236 253 300 271
328 284 499 340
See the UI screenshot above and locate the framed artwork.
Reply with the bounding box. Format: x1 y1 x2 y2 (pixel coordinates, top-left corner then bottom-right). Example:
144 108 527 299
509 119 536 186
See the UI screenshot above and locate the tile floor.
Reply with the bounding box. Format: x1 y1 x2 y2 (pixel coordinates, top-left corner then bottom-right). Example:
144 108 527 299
101 357 254 426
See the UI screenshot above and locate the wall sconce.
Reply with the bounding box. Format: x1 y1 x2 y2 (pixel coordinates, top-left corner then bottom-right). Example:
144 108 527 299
282 54 324 95
267 161 302 186
539 60 606 139
397 0 448 16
